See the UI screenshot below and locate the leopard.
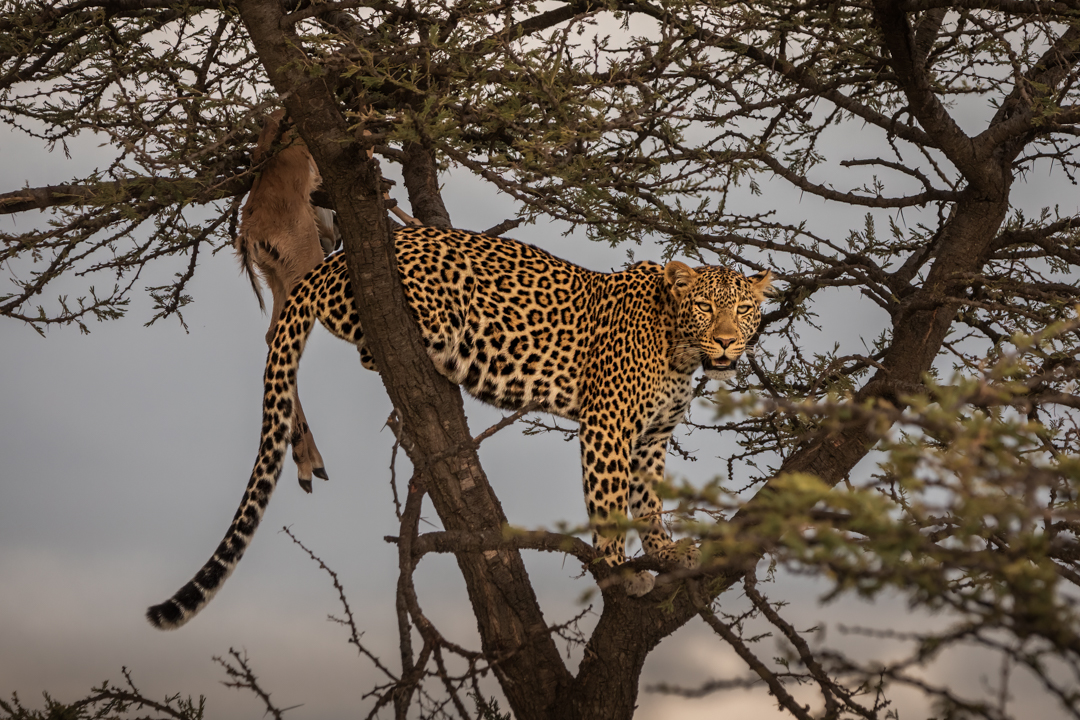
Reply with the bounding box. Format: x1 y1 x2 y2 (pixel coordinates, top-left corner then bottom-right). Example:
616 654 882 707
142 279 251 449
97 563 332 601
147 225 771 629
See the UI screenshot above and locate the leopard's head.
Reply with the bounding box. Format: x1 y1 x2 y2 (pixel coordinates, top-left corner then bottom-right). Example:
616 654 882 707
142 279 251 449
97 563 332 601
664 261 772 381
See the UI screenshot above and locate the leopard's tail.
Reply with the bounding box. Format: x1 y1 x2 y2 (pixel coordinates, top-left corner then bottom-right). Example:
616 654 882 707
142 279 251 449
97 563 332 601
146 279 319 630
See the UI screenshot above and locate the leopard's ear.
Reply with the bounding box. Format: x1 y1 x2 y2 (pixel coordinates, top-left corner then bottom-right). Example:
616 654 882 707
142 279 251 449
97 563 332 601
747 269 774 302
664 261 697 301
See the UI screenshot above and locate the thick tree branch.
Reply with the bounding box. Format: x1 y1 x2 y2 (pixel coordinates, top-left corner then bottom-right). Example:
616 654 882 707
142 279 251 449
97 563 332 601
0 176 249 215
235 3 572 718
872 0 984 178
400 141 451 228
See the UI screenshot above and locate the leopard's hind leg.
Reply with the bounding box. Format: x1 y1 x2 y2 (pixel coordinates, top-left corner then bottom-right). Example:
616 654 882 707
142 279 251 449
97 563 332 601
261 263 329 492
310 259 370 360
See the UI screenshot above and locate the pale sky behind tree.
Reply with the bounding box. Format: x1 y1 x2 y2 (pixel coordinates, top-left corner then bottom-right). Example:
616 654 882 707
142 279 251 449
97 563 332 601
1 85 1076 720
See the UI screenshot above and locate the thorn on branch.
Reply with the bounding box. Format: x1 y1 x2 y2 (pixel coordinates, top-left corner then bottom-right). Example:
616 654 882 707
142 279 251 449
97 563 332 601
280 525 400 682
214 648 296 720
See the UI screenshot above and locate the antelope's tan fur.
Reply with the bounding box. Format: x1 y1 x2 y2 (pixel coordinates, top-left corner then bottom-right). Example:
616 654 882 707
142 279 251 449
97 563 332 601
235 110 331 491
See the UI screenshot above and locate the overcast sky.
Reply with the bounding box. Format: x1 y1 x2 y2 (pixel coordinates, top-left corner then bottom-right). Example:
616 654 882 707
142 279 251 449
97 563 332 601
1 93 1077 720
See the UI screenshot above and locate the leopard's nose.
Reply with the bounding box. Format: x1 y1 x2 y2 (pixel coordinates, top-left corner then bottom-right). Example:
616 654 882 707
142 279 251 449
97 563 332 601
715 336 736 349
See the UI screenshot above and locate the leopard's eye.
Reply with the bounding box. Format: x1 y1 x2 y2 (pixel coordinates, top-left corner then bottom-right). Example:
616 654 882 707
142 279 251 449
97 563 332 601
737 303 754 315
695 301 712 313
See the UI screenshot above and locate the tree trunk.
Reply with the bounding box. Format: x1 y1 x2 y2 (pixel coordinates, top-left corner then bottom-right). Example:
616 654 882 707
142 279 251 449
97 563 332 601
236 2 1018 716
236 2 572 717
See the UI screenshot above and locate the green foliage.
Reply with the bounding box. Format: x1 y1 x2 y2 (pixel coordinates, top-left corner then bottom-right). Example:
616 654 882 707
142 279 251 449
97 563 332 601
664 318 1080 715
2 0 1079 717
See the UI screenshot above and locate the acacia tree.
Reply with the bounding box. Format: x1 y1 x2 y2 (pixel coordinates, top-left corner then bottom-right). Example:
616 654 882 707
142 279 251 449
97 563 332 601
2 1 1079 719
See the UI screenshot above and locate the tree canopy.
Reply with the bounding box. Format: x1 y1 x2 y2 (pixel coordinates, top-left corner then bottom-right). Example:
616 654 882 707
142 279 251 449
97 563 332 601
2 1 1078 719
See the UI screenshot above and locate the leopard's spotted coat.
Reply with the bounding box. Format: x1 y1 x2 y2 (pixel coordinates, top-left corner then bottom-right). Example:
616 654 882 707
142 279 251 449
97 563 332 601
148 226 771 628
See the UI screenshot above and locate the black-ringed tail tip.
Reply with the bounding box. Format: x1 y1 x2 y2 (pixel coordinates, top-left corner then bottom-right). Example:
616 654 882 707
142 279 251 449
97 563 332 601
146 598 188 630
145 227 772 623
147 550 238 629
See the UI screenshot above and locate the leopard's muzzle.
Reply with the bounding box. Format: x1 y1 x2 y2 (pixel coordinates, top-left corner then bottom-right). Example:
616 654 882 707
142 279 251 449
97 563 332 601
702 354 738 381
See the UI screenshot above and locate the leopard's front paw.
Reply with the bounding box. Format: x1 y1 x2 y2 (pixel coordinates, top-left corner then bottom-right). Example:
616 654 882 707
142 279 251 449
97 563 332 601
624 570 656 597
676 542 700 569
652 539 700 569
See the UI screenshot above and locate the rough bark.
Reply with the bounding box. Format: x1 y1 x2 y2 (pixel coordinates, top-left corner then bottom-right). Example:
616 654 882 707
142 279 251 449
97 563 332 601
235 1 1048 717
557 595 672 718
401 141 452 228
235 2 572 717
